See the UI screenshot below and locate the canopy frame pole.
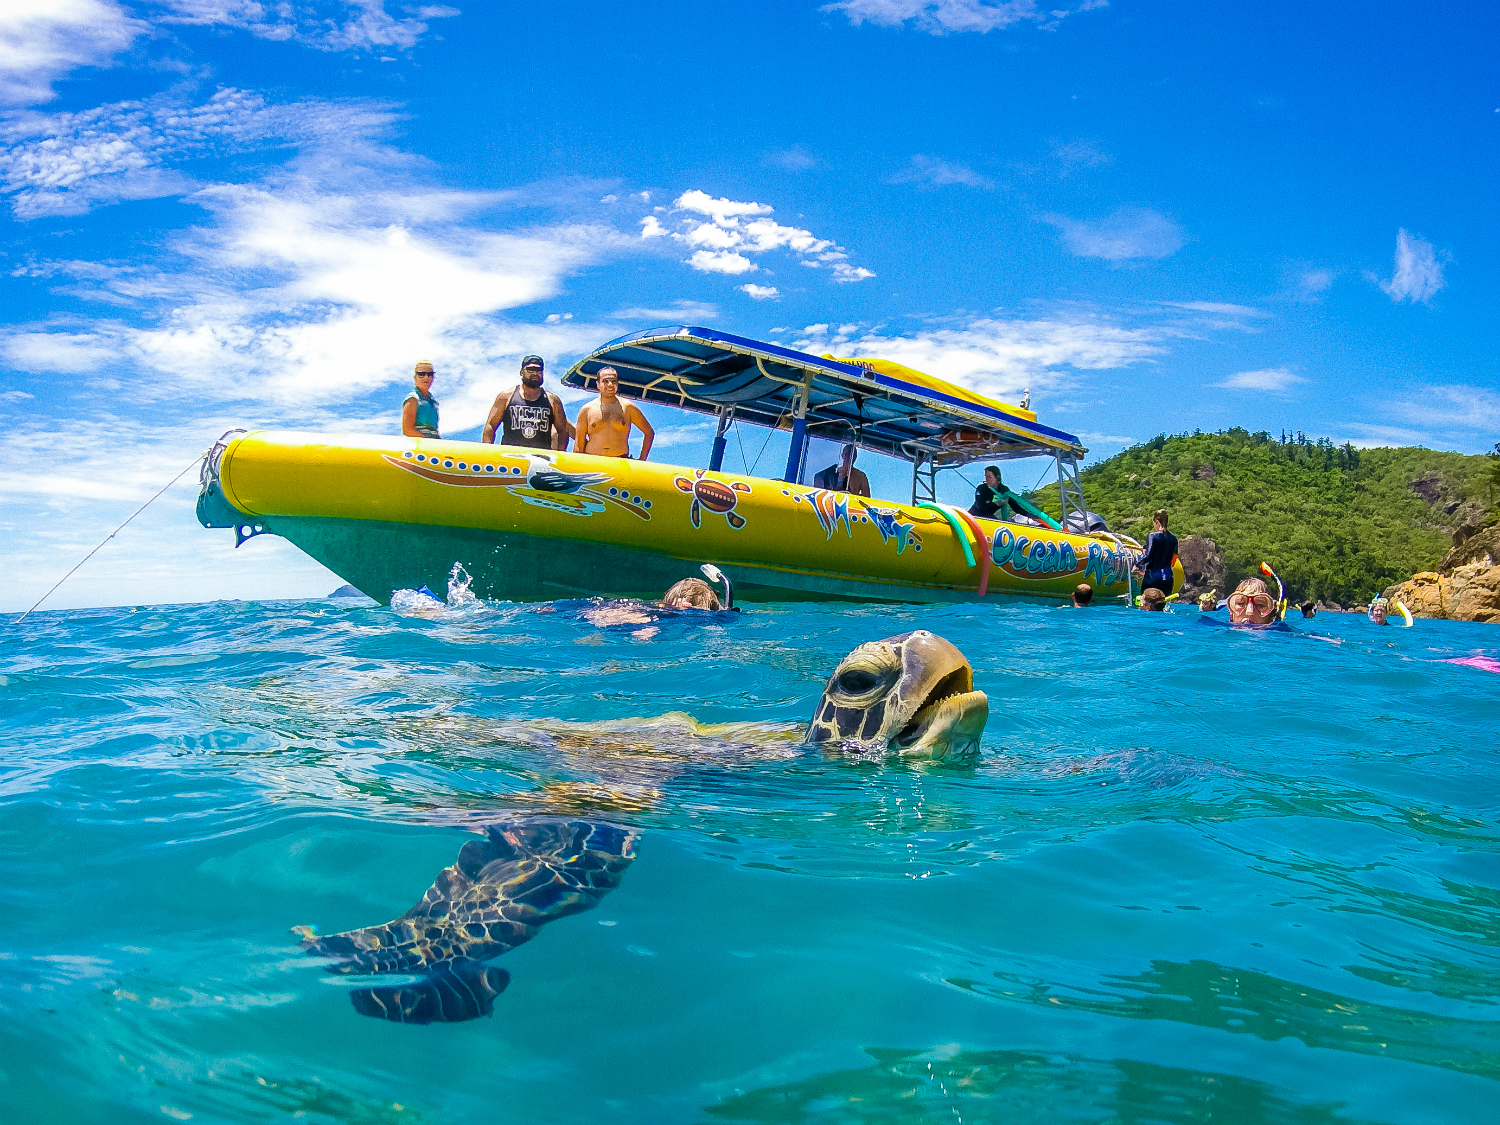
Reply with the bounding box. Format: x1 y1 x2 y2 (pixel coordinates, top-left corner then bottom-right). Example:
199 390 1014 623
911 451 938 506
783 379 811 484
1056 452 1087 531
708 405 734 472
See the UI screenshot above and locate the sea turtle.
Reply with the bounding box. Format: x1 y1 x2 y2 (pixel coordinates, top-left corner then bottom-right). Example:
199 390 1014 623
295 631 988 1023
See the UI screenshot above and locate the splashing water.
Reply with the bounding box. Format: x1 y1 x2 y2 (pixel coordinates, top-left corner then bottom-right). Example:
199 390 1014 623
390 561 481 619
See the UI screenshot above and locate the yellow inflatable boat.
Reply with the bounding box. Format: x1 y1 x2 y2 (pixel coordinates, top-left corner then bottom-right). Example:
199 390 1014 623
198 327 1170 605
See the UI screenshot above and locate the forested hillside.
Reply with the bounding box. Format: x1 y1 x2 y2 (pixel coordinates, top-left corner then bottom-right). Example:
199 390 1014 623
1032 429 1497 606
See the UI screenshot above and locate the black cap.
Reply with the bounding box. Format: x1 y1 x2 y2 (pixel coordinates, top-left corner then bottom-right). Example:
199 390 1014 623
521 354 544 370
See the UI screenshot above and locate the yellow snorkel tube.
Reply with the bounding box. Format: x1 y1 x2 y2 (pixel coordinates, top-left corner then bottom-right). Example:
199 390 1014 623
1369 596 1414 627
1259 562 1287 622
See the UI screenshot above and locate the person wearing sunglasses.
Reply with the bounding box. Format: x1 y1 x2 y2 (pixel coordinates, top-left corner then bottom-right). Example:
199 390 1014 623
402 360 440 439
1226 577 1278 626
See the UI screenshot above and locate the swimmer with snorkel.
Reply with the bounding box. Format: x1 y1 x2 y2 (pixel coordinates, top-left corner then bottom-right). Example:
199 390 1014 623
579 564 738 637
1367 597 1414 627
1219 563 1287 628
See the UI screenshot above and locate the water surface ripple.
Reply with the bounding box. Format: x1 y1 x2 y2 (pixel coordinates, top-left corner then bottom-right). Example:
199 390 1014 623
2 597 1497 1123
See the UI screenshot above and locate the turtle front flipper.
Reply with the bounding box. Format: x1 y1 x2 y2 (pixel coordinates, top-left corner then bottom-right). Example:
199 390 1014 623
347 958 510 1024
295 816 637 1020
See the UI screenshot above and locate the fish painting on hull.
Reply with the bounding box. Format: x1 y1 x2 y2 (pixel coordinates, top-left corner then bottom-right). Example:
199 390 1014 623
674 469 752 530
859 502 923 555
385 451 651 520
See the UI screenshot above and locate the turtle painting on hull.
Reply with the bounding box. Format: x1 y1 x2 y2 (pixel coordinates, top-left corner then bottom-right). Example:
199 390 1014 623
293 633 988 1024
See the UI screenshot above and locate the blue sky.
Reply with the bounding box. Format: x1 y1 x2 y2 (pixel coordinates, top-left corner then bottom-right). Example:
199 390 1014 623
2 0 1496 610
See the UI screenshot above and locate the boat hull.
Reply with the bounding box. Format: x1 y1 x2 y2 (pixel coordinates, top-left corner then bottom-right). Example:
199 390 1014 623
209 431 1162 605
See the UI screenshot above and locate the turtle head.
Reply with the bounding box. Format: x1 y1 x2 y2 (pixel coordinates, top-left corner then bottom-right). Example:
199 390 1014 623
806 631 988 760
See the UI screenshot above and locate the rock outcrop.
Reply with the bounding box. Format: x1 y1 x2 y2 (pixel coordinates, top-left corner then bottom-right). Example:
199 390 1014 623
1174 534 1225 603
1383 520 1500 623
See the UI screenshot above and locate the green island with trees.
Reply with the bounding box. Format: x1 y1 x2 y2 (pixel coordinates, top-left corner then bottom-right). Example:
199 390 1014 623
1029 428 1500 607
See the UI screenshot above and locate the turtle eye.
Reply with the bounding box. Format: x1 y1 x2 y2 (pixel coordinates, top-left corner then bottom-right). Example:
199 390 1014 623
836 668 881 696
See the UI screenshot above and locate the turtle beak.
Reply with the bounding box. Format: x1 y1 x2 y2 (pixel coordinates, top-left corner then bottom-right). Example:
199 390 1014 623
890 657 988 760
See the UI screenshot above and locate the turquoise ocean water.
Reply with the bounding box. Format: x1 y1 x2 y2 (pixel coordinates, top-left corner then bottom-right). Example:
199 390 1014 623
2 591 1497 1124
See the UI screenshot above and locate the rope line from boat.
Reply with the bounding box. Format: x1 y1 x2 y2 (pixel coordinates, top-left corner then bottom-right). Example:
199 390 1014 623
16 449 211 625
743 414 783 477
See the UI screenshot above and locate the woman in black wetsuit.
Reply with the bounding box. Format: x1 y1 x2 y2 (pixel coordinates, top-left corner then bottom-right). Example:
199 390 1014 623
969 465 1012 520
1134 509 1179 595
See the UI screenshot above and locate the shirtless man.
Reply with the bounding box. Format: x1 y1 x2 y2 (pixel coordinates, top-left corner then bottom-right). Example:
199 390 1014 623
574 367 654 459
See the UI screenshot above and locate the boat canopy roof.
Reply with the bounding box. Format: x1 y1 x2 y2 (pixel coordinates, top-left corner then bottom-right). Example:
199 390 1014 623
560 326 1085 464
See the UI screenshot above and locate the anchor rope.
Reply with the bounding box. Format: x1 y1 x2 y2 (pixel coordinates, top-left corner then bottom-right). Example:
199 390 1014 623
16 449 209 625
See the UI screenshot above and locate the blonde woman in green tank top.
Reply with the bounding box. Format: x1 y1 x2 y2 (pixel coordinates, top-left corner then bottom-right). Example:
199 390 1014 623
402 360 441 439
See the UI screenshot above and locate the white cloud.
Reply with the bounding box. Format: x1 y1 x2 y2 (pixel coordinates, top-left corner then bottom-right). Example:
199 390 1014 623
825 0 1107 34
157 1 459 52
832 263 875 283
1 88 400 217
0 2 454 112
3 330 120 372
688 249 756 275
3 154 629 426
1297 267 1335 296
888 154 994 189
791 313 1164 404
652 189 873 282
674 189 773 224
1375 228 1446 304
1045 207 1184 262
0 0 145 107
763 146 816 171
684 222 742 249
1385 384 1500 432
741 218 834 254
1052 140 1111 169
1163 301 1268 318
738 284 779 300
610 300 719 321
1214 367 1304 392
1337 422 1432 449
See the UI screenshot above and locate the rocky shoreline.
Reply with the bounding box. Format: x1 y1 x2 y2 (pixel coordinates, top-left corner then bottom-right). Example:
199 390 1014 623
1383 521 1500 623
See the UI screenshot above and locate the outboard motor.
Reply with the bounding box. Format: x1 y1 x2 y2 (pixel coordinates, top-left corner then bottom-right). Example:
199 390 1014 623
1063 509 1109 534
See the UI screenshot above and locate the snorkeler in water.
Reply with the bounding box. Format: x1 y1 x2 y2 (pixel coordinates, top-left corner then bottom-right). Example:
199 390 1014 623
1367 597 1414 627
579 565 738 636
1203 563 1288 629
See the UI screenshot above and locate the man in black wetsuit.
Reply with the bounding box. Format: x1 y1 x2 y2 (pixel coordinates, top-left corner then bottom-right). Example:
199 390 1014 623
1134 508 1178 596
481 355 572 449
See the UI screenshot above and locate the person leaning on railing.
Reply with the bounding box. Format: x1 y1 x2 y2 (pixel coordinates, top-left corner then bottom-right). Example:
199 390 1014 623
969 465 1013 520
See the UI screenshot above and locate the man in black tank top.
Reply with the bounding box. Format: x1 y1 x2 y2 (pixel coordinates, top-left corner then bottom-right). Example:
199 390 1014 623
482 355 571 449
